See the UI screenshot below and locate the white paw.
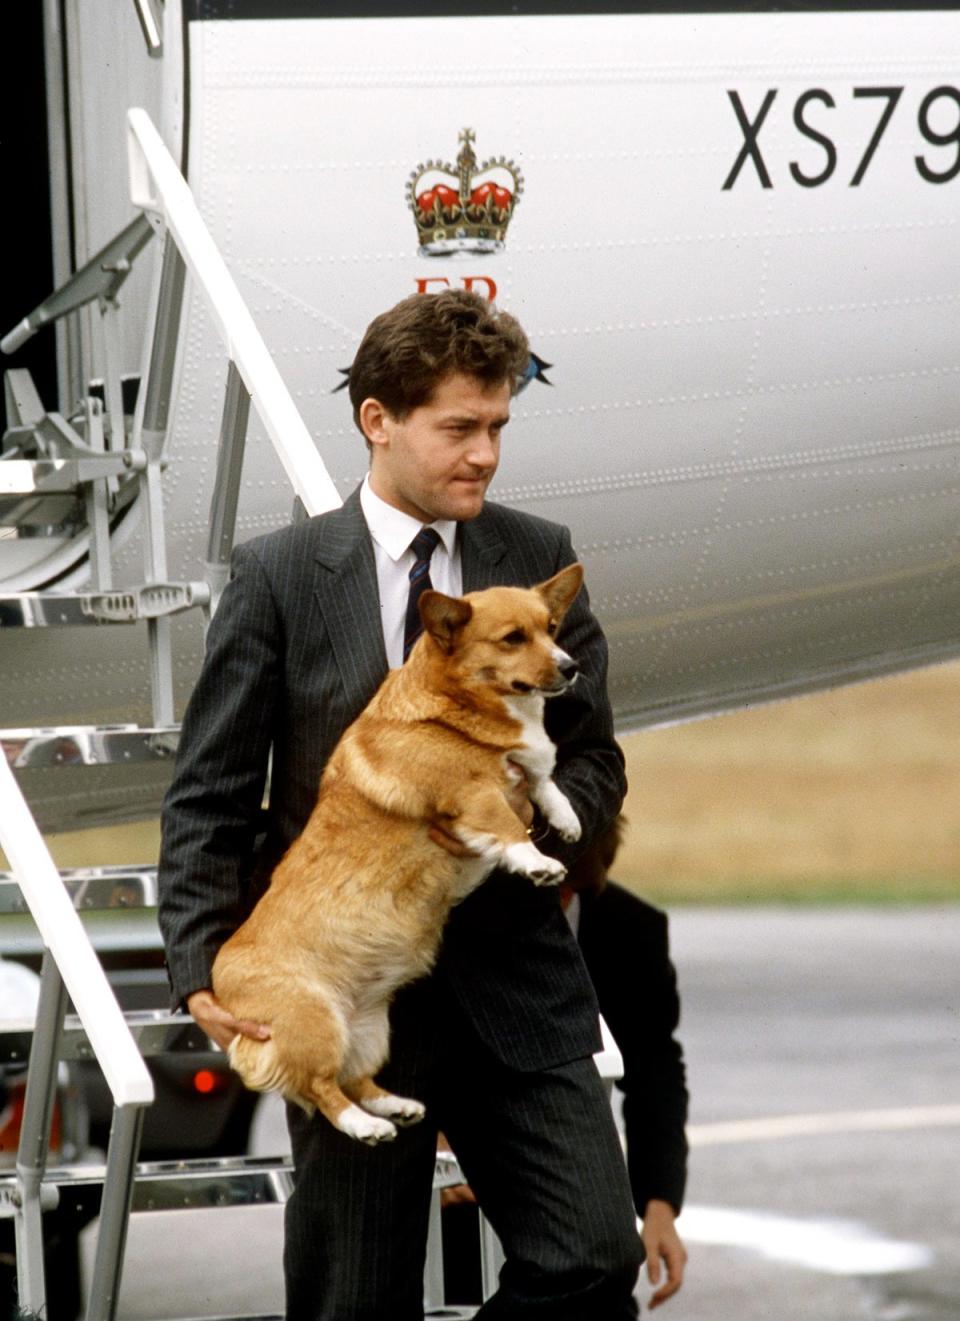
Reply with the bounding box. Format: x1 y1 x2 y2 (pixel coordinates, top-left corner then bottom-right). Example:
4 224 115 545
337 1104 397 1145
360 1094 426 1127
531 857 567 886
503 841 567 887
549 800 581 842
538 783 582 842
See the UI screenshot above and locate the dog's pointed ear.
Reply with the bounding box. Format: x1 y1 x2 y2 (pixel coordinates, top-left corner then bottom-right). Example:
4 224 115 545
536 563 584 626
419 591 473 653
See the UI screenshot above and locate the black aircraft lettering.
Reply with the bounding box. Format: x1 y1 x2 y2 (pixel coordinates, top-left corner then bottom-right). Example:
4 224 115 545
850 87 902 187
790 89 837 188
722 89 777 191
916 86 960 183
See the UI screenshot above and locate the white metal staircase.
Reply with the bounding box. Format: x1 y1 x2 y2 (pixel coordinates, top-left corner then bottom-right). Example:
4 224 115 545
0 108 494 1319
0 853 499 1319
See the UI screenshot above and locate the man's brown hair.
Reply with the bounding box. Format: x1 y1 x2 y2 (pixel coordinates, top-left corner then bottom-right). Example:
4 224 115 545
348 290 529 433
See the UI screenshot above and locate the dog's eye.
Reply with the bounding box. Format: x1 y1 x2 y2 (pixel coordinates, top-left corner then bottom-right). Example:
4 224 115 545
547 620 559 637
501 629 527 646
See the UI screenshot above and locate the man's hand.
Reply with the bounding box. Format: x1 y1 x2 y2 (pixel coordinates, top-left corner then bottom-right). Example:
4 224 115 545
642 1199 687 1309
439 1180 477 1208
437 1132 477 1208
186 988 271 1054
428 761 533 856
503 761 534 830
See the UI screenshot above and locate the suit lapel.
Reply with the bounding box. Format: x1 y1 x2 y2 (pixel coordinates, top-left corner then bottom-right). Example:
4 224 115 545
460 507 512 591
312 498 515 706
313 488 388 705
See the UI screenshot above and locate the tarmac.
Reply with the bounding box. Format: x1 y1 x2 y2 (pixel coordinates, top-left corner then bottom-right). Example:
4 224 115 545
84 905 960 1320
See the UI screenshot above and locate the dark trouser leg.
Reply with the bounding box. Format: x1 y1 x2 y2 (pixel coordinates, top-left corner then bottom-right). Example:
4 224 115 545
439 1049 643 1320
283 985 439 1321
283 981 641 1321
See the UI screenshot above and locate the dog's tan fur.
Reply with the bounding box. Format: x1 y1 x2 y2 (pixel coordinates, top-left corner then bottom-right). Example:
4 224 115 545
211 563 584 1144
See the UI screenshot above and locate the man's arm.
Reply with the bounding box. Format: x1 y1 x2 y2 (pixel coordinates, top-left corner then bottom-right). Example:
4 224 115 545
542 527 627 863
618 906 689 1220
588 892 689 1215
579 885 690 1306
158 541 281 1010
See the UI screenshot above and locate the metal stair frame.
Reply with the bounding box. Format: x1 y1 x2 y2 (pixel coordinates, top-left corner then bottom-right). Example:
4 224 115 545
125 105 343 609
0 214 207 727
0 755 154 1321
0 96 513 1318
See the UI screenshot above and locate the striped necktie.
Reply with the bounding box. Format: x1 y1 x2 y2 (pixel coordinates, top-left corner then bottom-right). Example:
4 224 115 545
403 526 442 660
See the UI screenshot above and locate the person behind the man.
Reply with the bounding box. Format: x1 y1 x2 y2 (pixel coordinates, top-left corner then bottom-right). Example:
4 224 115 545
561 816 689 1310
158 289 642 1319
440 815 689 1312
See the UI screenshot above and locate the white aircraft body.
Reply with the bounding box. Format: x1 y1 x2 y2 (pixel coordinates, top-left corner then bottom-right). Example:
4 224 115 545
3 2 960 830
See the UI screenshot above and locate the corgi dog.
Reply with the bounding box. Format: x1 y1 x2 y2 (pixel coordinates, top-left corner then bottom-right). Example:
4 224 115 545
211 562 584 1144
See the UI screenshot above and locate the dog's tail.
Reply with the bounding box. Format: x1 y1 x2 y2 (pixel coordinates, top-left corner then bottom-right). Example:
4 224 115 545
227 1033 315 1115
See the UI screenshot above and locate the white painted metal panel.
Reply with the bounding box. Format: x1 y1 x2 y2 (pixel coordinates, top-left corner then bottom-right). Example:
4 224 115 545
4 7 960 829
167 10 960 726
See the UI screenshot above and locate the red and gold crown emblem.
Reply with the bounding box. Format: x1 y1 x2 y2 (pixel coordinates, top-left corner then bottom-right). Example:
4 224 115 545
406 128 523 256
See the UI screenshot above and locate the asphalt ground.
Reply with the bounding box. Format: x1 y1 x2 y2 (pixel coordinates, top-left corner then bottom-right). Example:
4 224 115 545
82 905 960 1319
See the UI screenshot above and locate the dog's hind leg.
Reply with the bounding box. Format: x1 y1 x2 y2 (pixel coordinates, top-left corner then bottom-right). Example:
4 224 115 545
343 1076 426 1127
340 1005 426 1127
261 993 397 1144
308 1075 399 1145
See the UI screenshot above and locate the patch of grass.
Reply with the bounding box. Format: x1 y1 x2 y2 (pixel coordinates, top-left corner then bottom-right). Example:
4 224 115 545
626 872 960 906
617 662 960 903
3 664 959 910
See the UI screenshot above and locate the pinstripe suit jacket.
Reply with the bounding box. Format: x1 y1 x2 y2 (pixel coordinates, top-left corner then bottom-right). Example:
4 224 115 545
158 489 626 1071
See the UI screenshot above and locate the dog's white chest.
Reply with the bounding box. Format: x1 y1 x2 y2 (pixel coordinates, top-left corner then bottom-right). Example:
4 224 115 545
504 693 556 778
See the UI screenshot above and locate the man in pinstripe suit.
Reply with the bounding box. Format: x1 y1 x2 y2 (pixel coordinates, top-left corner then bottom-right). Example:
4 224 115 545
159 290 642 1319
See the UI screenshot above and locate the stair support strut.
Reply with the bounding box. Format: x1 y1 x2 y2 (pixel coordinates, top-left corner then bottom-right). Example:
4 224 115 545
14 951 69 1317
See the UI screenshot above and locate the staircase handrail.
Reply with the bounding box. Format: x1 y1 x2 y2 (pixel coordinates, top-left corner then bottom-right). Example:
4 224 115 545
0 754 153 1107
126 106 342 519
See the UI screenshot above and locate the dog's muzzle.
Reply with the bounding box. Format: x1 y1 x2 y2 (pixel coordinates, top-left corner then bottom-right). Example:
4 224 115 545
511 651 579 696
545 651 580 695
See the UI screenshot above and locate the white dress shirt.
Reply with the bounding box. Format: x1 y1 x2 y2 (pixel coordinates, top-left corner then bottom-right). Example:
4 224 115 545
359 475 462 669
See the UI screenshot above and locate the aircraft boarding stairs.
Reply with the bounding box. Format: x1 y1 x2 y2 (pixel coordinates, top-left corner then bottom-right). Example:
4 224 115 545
0 875 493 1321
0 110 508 1319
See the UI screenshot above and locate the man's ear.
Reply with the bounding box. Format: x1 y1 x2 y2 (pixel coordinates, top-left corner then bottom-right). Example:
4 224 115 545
419 591 473 653
359 396 392 447
536 563 584 625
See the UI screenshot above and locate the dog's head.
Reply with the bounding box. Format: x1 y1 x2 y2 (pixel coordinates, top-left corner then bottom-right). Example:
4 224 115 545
418 563 584 698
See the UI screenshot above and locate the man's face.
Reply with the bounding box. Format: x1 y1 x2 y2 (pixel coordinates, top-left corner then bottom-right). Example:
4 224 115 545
363 372 511 523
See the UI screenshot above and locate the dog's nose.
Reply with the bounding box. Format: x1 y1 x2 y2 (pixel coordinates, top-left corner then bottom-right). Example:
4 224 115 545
558 655 579 682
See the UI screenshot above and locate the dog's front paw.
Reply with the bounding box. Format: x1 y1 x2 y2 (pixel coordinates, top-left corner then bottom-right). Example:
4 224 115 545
549 799 581 843
530 857 567 887
537 782 582 843
503 842 567 887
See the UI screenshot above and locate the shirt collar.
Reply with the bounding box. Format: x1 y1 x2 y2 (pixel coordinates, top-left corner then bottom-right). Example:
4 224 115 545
360 475 458 564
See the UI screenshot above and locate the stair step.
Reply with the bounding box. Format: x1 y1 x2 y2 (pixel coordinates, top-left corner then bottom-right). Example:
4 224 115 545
0 583 208 627
0 453 144 497
0 865 159 915
0 1009 208 1067
0 1156 294 1219
1 724 180 768
0 1151 469 1218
